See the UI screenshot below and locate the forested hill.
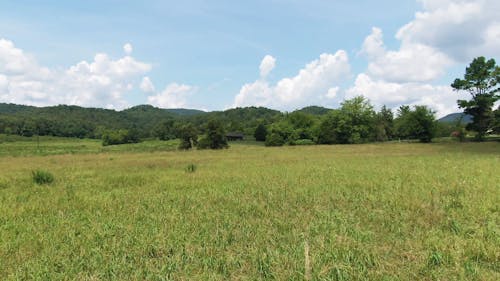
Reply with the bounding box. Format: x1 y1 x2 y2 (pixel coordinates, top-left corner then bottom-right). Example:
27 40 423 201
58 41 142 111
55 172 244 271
437 113 472 124
0 103 281 138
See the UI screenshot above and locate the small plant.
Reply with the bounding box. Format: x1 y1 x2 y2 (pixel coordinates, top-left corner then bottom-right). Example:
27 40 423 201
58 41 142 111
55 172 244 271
428 250 444 267
185 163 197 173
32 169 54 185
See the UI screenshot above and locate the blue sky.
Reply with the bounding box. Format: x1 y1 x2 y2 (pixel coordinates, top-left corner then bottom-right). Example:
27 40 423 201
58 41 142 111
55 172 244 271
0 0 499 116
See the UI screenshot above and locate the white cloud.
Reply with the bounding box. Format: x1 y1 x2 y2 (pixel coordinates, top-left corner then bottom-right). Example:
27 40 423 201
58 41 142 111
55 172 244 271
123 43 133 55
0 38 152 109
361 27 453 83
324 87 339 99
397 0 500 61
140 76 155 93
259 55 276 78
350 0 500 117
147 83 196 108
234 51 351 110
346 73 469 117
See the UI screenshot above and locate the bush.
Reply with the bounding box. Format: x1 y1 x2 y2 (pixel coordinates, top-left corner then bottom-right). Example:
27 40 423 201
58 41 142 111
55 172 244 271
177 124 198 150
102 129 141 146
185 164 197 173
196 135 211 150
290 139 315 146
200 119 229 149
254 123 267 141
265 132 285 147
32 170 54 185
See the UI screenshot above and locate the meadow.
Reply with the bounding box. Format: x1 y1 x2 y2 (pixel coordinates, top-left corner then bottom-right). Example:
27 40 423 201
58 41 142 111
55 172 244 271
0 137 499 280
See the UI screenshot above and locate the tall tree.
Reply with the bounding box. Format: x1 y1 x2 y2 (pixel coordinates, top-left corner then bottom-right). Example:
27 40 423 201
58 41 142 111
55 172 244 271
395 106 436 143
198 119 228 149
375 105 394 141
254 123 267 142
451 57 499 141
177 123 198 150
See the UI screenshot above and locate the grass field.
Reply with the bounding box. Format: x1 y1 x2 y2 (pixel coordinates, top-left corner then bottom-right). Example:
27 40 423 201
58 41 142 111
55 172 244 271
0 139 499 280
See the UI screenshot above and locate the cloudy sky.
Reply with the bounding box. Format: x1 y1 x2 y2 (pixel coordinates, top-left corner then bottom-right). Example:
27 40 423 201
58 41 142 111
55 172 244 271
0 0 499 116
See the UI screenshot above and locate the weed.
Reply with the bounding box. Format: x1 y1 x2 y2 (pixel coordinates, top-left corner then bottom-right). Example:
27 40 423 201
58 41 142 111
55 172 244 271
185 163 197 173
31 169 54 185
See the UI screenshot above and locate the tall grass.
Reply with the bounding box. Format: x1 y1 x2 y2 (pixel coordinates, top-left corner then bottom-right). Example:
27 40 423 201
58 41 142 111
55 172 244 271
0 142 498 280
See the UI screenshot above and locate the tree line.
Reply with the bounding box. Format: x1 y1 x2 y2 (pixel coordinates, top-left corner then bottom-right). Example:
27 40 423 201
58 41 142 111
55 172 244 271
0 57 498 148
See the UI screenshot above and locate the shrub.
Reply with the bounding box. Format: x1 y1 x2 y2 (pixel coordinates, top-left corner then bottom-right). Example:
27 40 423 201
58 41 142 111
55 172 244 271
200 119 229 149
185 163 197 173
102 129 140 146
32 170 54 185
254 123 267 141
197 135 211 150
290 139 315 146
265 132 285 147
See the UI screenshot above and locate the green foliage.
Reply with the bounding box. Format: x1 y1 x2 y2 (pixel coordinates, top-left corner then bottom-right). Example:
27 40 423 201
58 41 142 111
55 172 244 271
153 119 177 140
185 163 197 173
197 119 228 150
493 106 500 134
375 105 394 141
102 129 140 146
289 139 315 145
317 97 376 144
265 132 285 146
452 57 500 141
32 169 54 185
296 105 332 115
177 123 198 150
254 123 267 142
395 105 437 142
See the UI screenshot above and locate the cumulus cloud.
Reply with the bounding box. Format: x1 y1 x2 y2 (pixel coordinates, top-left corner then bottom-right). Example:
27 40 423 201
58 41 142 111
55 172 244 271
324 87 339 99
259 55 276 78
350 0 500 117
123 43 133 55
140 76 155 93
346 73 469 117
147 83 196 108
233 51 351 110
361 27 453 83
397 0 500 61
0 39 151 109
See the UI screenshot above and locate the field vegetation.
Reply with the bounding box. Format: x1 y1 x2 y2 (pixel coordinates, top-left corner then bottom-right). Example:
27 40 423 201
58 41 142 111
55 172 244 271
0 139 498 280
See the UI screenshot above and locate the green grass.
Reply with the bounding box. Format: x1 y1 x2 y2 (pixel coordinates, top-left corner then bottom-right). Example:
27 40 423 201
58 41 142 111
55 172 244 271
0 134 179 157
0 141 499 280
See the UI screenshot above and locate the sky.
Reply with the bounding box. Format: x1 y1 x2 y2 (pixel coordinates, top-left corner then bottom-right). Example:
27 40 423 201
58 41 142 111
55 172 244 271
0 0 499 117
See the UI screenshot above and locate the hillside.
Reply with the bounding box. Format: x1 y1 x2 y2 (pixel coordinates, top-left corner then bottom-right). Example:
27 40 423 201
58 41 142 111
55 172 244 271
438 112 472 124
296 105 332 115
0 103 282 139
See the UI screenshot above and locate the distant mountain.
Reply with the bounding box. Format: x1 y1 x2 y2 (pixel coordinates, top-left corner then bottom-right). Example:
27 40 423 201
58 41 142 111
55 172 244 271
296 106 332 115
438 113 472 124
0 103 282 139
0 103 36 114
165 108 206 116
123 105 205 116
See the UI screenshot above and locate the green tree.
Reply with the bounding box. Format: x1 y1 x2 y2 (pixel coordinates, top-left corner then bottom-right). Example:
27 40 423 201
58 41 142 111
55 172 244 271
198 119 228 149
375 105 394 141
451 57 500 141
316 110 341 144
493 106 500 134
154 119 176 140
177 123 198 150
102 129 140 146
315 97 377 144
265 132 285 146
395 106 437 143
254 123 267 141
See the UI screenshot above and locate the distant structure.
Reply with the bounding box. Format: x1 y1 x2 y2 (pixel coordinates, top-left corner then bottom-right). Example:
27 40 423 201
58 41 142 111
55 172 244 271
226 132 244 141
